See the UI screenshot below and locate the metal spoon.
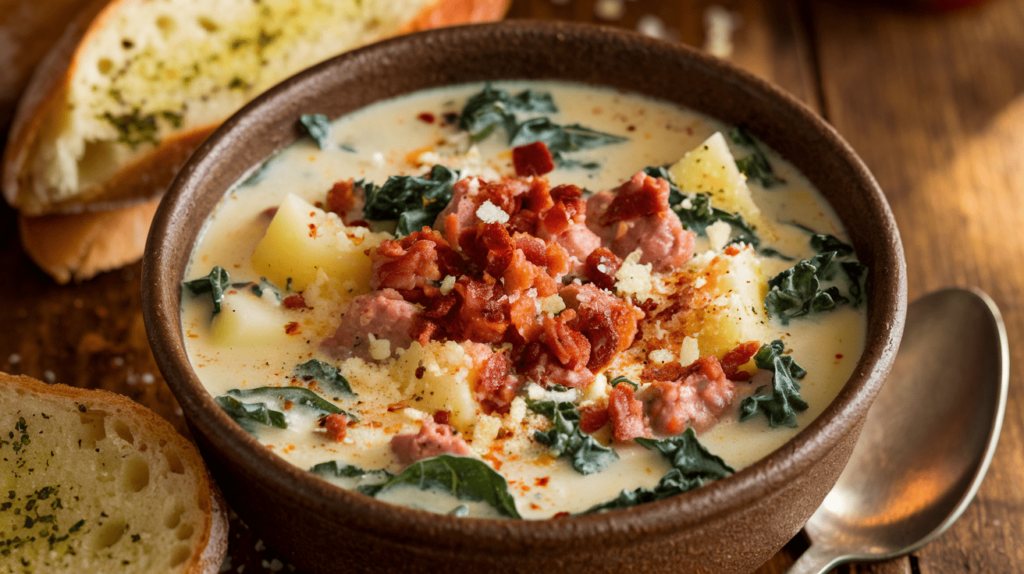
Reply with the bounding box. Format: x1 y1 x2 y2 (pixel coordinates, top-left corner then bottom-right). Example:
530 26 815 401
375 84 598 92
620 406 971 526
788 287 1009 574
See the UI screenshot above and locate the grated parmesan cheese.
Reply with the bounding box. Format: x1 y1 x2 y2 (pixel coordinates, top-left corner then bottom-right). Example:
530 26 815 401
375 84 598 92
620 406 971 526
706 220 732 252
367 333 392 361
476 200 510 224
614 250 653 300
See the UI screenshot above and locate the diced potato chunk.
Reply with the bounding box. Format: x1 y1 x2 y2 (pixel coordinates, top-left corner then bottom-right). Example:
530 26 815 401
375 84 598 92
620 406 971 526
669 132 772 240
391 342 479 433
251 194 385 292
210 291 290 347
681 246 768 370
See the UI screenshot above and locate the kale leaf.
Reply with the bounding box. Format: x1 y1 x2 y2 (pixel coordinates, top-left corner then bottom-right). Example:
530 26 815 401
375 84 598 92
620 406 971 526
294 359 355 399
249 277 282 301
739 340 809 428
182 266 230 315
361 164 459 236
585 429 734 513
728 126 786 188
643 166 760 247
458 84 626 167
214 396 287 432
357 455 522 519
459 84 556 141
309 461 393 482
298 113 334 150
216 386 357 434
764 231 868 324
529 395 619 475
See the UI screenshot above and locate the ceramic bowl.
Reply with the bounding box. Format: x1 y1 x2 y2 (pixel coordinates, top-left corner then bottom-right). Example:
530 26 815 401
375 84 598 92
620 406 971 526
142 21 907 574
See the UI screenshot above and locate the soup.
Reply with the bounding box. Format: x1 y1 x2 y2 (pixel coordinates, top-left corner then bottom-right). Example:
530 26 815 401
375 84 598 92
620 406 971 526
181 82 867 519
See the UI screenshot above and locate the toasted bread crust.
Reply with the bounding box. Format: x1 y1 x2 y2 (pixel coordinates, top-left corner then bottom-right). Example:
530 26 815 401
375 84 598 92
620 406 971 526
0 372 228 574
2 0 511 215
19 198 160 283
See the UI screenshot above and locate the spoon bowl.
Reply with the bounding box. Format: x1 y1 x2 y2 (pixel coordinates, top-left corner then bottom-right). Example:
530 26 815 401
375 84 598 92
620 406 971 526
790 287 1008 573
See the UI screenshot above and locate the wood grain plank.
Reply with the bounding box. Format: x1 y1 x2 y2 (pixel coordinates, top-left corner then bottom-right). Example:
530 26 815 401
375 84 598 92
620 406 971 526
506 0 820 110
810 0 1024 572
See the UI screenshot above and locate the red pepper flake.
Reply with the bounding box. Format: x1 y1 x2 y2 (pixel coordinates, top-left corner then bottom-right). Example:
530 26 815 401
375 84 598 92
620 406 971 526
285 322 301 335
283 400 294 410
308 223 318 238
530 503 541 510
415 366 426 379
324 414 348 442
432 410 451 425
534 477 550 487
836 354 844 359
512 141 555 177
417 112 435 124
387 402 408 412
283 294 308 309
552 512 570 519
627 125 636 132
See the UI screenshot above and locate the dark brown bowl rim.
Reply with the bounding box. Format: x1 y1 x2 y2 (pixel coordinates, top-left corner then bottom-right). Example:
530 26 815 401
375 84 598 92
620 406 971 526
143 20 907 552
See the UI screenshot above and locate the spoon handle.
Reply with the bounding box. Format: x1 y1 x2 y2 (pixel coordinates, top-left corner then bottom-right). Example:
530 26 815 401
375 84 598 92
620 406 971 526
785 544 844 574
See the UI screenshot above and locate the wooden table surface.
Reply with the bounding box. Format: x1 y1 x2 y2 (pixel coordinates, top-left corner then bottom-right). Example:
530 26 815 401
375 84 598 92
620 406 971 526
2 0 1022 572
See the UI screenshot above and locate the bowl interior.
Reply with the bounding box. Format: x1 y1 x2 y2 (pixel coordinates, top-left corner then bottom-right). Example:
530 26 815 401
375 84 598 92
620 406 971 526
143 19 906 554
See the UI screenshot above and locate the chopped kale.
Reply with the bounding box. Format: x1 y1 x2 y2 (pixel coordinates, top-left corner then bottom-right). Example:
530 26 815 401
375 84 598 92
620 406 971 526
810 233 855 257
728 126 785 188
249 277 282 301
739 340 809 428
585 429 733 513
214 396 287 431
608 375 637 391
528 395 618 475
309 461 393 483
239 157 276 188
764 230 868 324
459 84 625 167
225 386 355 420
182 266 230 316
643 166 760 247
294 359 355 399
459 84 557 140
215 386 356 434
298 113 334 150
759 247 796 261
357 455 521 519
361 165 459 236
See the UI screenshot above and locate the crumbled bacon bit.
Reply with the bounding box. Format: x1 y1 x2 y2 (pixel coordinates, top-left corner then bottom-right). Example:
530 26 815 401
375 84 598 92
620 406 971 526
534 477 550 487
285 322 301 335
326 179 356 218
720 341 761 380
432 410 451 425
323 414 348 442
283 294 308 309
512 141 555 177
475 350 520 412
415 366 427 379
372 228 464 299
598 172 669 225
417 112 436 124
585 247 623 291
283 400 294 410
579 401 610 433
552 512 571 519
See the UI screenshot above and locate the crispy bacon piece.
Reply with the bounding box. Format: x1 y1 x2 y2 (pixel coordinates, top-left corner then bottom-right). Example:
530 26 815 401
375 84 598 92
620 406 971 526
646 356 737 435
372 228 464 299
433 410 451 425
459 222 515 277
540 309 591 370
433 177 530 239
452 277 509 343
585 247 622 291
579 401 610 433
326 179 357 218
721 341 761 381
561 284 643 371
538 184 587 238
282 294 308 309
390 419 473 465
513 233 570 278
598 171 669 225
518 341 595 389
323 413 349 442
608 383 650 441
502 249 559 297
512 141 555 176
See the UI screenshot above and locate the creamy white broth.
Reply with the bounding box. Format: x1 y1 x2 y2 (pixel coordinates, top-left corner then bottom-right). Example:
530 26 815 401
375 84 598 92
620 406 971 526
182 82 867 519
